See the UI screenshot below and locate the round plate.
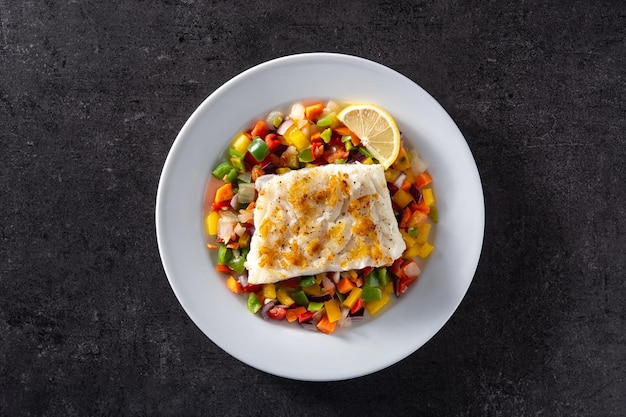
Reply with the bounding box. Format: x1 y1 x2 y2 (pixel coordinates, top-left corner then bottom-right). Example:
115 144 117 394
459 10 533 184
156 53 484 381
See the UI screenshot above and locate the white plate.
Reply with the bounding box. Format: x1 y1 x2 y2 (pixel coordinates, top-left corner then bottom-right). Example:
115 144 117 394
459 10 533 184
156 53 484 381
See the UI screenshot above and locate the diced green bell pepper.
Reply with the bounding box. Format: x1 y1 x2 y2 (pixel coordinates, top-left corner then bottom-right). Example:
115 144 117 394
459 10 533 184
299 276 316 287
291 289 309 306
320 128 332 143
316 115 334 127
429 206 439 223
364 271 380 288
361 286 383 302
212 162 238 183
247 137 270 162
227 256 246 274
377 267 390 286
247 293 262 314
217 244 232 264
307 301 324 312
358 146 374 158
298 148 314 163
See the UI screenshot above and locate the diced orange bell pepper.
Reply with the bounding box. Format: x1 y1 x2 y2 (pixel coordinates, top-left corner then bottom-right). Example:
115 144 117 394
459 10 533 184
286 306 307 322
226 276 244 293
415 172 432 188
316 315 337 334
251 120 269 138
336 277 355 294
214 183 233 203
304 103 324 121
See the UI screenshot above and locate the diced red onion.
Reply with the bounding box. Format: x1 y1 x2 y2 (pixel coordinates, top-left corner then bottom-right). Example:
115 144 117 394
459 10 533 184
261 300 275 320
307 293 333 302
409 184 423 203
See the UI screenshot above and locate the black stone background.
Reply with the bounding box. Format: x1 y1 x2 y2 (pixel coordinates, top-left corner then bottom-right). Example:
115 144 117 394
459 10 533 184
1 1 624 416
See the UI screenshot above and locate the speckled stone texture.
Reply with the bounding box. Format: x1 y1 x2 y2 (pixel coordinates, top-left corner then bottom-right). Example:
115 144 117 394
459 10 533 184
0 1 624 416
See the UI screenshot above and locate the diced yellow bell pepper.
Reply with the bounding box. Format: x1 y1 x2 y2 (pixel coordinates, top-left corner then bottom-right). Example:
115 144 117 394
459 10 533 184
383 281 394 294
384 168 401 183
283 125 310 151
392 189 413 208
262 283 276 300
342 287 363 309
276 167 291 175
404 242 422 259
365 291 390 316
276 289 295 307
206 211 220 236
416 223 432 245
417 242 435 258
401 230 416 248
232 133 252 155
324 299 342 323
404 169 416 184
302 284 322 296
362 157 374 165
422 188 435 206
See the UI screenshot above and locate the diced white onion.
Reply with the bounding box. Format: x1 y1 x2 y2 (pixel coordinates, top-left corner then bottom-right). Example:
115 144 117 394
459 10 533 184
276 119 293 136
229 194 239 210
393 172 407 189
233 223 246 237
409 149 428 174
237 209 254 224
237 182 256 204
217 215 237 243
289 103 305 121
265 110 284 130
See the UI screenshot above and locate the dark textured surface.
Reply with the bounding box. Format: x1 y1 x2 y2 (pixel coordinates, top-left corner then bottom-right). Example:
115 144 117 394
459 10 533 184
1 1 624 416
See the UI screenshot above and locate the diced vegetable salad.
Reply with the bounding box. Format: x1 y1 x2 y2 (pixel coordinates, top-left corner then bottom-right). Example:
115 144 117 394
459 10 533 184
204 101 437 334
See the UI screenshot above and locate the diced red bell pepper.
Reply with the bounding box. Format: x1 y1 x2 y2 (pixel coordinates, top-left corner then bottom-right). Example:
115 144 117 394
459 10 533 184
350 297 365 314
361 266 375 277
395 276 418 297
243 283 263 293
267 305 287 321
311 141 325 160
211 199 232 211
390 258 407 280
279 277 301 288
251 120 269 138
298 311 315 323
264 133 281 153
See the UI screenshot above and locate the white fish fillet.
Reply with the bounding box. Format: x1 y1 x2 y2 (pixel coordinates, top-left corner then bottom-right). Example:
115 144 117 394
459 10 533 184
245 164 406 284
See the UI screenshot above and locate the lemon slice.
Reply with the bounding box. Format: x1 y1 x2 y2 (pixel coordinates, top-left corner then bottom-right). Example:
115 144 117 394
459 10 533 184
337 104 401 169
